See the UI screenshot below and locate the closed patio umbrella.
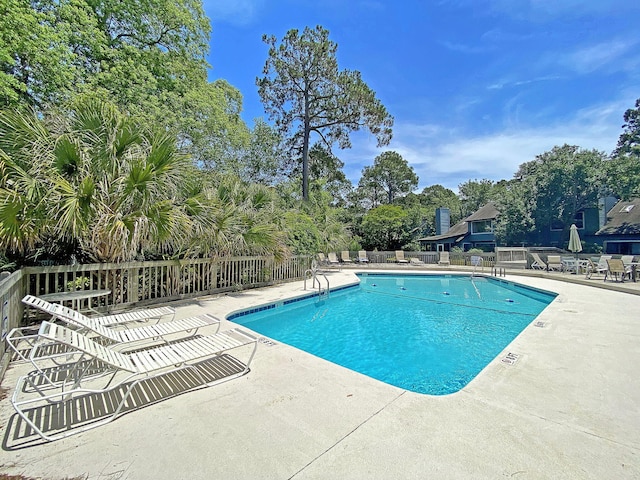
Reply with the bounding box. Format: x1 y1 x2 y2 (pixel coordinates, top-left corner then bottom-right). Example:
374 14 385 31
567 224 583 274
568 224 582 254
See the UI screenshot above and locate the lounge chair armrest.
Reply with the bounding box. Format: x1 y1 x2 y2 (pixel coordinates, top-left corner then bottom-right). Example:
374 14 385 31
6 327 41 362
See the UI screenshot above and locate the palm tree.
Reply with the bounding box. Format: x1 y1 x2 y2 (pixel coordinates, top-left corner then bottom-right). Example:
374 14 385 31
0 108 53 255
178 173 287 260
1 98 290 264
0 98 192 262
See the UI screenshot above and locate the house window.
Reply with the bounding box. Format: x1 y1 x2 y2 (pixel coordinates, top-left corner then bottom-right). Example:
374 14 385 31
550 219 563 231
471 220 493 234
550 212 584 231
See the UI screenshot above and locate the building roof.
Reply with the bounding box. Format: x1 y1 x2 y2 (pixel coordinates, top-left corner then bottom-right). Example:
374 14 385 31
418 202 501 243
464 202 500 222
418 219 468 242
596 198 640 236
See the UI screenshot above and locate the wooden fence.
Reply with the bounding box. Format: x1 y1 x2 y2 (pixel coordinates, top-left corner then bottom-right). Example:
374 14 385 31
0 255 312 362
350 251 497 267
0 269 27 374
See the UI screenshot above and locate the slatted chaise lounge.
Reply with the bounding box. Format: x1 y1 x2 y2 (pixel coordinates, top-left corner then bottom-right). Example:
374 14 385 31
395 251 409 264
7 296 218 363
529 252 547 270
12 321 257 441
327 252 340 264
23 294 175 327
546 255 564 271
438 251 450 266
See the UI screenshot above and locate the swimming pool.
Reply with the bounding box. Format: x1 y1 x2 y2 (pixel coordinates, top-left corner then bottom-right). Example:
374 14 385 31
229 274 557 395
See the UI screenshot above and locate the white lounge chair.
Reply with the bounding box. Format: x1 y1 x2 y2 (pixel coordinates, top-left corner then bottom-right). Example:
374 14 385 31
529 253 547 270
8 295 220 363
23 294 175 327
621 255 635 265
546 255 563 272
327 252 340 264
596 255 612 272
438 251 450 266
409 257 425 266
357 251 369 263
11 321 257 441
341 251 353 263
395 251 409 264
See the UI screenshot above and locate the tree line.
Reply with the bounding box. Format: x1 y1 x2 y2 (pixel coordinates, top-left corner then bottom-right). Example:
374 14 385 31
1 2 639 268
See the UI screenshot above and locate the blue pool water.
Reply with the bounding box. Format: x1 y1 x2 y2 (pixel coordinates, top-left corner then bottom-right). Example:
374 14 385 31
229 274 557 395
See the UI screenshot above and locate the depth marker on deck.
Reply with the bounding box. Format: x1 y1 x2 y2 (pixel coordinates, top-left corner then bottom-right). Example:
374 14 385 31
501 352 520 365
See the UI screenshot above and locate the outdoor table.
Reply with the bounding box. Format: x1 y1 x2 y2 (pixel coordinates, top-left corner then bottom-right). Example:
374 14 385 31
40 289 111 313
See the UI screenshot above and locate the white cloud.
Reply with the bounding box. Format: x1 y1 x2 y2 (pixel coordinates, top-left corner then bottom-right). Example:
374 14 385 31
525 0 639 16
340 95 635 193
564 39 639 74
488 75 563 90
485 0 640 19
439 41 493 54
203 0 265 26
480 28 536 43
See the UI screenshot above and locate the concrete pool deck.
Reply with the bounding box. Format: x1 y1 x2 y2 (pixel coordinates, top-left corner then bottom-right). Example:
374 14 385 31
0 269 639 479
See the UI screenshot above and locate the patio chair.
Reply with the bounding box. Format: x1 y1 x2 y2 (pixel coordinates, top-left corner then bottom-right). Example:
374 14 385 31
317 253 328 266
621 255 638 281
327 252 340 264
438 251 450 266
529 253 547 270
546 255 563 272
409 257 425 266
584 258 608 279
8 295 221 363
341 251 353 263
588 255 612 277
561 256 578 274
11 321 257 441
357 250 369 263
395 251 409 264
621 255 635 265
604 258 632 282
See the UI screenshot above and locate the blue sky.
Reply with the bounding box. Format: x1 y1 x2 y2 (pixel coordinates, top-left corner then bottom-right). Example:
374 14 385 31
203 0 640 192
